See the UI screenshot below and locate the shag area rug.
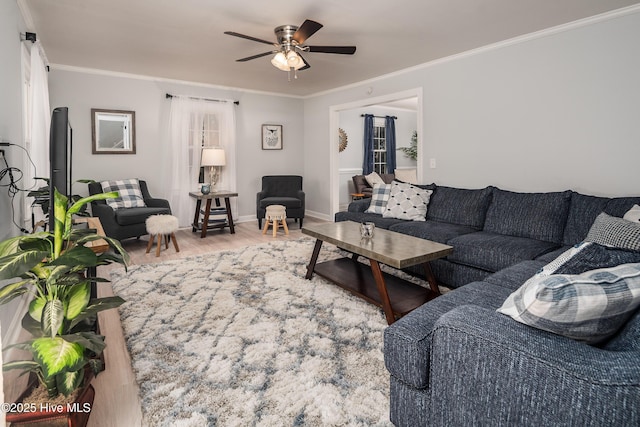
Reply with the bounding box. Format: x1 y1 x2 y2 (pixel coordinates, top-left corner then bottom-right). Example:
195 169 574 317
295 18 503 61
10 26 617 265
111 238 397 426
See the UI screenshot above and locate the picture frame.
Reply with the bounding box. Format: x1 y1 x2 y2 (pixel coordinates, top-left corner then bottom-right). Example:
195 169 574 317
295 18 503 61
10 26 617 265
261 124 283 150
91 109 136 154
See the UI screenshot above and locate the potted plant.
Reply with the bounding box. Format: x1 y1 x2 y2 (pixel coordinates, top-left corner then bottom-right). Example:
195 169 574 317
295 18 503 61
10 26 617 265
0 188 130 425
397 130 418 160
27 177 95 232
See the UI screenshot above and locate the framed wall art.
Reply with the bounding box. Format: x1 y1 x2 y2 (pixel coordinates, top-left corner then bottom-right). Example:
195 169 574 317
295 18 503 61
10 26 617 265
262 124 283 150
91 109 136 154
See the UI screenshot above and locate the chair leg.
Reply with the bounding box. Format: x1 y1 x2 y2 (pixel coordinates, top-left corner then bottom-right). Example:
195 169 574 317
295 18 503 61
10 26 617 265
258 218 262 229
283 218 289 235
299 218 303 228
262 220 270 235
155 234 162 257
146 234 155 254
171 232 180 252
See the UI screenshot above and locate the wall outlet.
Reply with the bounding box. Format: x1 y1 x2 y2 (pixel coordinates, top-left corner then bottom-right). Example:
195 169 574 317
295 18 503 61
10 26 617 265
429 158 437 169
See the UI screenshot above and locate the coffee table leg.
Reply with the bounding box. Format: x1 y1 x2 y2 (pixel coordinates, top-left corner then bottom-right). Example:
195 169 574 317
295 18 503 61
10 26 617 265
422 262 442 295
305 239 323 279
370 260 396 325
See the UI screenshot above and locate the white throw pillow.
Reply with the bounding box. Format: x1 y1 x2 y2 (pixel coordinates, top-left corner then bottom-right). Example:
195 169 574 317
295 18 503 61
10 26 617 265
364 172 385 187
623 204 640 223
382 181 432 221
394 169 417 184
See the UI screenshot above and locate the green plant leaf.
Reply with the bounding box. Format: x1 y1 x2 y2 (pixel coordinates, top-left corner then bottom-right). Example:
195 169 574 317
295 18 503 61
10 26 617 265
0 250 48 280
55 368 85 397
62 332 106 354
41 299 64 338
21 312 44 337
29 295 47 322
32 336 85 378
51 245 99 269
0 280 30 305
2 360 40 373
65 283 90 320
69 296 125 329
53 189 68 259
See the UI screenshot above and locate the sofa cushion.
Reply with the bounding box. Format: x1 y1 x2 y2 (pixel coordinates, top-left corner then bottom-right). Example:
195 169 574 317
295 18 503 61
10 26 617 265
365 171 385 187
562 192 610 246
605 196 640 217
426 185 493 228
484 260 546 292
365 183 392 214
382 181 432 221
389 220 478 245
333 212 406 230
114 206 171 226
447 231 559 273
624 204 640 223
101 178 146 209
585 212 640 251
258 196 302 209
498 263 640 344
483 189 572 243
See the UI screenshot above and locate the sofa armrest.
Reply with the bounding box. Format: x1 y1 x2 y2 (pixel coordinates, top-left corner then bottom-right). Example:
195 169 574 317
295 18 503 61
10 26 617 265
424 305 640 424
89 203 120 234
145 198 171 210
297 190 305 206
348 199 371 213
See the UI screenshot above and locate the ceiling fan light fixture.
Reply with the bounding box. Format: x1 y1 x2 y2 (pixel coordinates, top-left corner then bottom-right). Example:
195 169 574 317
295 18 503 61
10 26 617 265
271 51 289 71
286 50 304 70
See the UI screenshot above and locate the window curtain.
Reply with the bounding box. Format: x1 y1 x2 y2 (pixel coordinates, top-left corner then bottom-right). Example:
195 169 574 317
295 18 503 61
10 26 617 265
362 114 374 175
385 115 396 174
166 97 236 227
23 41 50 228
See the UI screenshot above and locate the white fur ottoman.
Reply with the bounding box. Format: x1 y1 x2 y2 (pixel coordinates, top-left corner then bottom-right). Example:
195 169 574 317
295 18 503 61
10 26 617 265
262 204 289 237
146 214 180 257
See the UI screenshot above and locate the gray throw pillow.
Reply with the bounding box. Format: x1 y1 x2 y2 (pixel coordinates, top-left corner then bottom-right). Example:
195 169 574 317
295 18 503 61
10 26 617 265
101 178 146 210
498 262 640 344
365 183 392 214
585 212 640 251
382 181 432 221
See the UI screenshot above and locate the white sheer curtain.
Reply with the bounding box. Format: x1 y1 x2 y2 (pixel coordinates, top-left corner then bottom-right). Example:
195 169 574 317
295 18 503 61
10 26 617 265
166 97 236 227
23 41 50 229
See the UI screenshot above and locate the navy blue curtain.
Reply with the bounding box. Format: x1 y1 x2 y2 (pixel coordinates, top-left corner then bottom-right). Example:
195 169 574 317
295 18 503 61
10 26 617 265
385 116 396 174
362 114 374 175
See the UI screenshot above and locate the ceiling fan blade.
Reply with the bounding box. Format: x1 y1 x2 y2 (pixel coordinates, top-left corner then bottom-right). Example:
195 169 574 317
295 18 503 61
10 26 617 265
298 54 311 70
236 51 274 62
224 31 275 46
307 45 356 55
293 19 323 44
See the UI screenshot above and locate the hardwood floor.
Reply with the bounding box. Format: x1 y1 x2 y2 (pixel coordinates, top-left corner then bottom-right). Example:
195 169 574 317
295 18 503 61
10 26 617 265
89 217 325 427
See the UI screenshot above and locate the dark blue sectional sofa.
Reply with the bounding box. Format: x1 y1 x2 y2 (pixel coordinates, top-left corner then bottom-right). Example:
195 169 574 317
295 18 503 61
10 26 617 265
335 184 640 426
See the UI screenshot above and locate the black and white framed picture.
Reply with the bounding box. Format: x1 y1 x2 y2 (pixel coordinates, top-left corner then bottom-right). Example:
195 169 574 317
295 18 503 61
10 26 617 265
262 124 283 150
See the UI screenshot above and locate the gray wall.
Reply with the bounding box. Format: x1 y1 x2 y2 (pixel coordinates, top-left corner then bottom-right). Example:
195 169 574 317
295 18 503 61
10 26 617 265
48 69 305 221
304 9 640 217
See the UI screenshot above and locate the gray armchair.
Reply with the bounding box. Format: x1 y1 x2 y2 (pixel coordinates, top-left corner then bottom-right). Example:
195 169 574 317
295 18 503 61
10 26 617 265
88 180 171 241
256 175 305 229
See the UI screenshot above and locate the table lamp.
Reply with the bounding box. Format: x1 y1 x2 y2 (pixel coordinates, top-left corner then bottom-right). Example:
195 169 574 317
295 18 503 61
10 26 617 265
201 147 226 189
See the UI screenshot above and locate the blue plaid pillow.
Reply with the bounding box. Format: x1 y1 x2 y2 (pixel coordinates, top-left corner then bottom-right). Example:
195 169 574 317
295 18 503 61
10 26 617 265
498 263 640 344
365 183 392 215
101 179 146 210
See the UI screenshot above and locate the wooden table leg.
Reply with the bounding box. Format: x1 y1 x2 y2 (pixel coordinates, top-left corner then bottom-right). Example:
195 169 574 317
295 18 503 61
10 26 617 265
422 262 442 295
305 239 323 280
224 197 235 234
200 198 212 238
370 259 396 325
192 199 202 232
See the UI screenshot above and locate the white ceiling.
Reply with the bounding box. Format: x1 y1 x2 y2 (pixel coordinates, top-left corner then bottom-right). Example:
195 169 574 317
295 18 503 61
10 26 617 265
20 0 640 97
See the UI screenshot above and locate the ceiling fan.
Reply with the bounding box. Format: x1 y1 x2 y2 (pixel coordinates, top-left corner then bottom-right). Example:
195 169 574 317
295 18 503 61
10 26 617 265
224 19 356 79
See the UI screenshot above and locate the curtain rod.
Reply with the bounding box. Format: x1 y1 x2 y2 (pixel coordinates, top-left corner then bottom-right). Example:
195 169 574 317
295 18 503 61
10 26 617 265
165 93 239 105
361 114 397 119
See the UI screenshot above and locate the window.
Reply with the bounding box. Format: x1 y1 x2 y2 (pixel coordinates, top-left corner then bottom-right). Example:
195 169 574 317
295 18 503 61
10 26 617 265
189 113 220 182
372 119 387 174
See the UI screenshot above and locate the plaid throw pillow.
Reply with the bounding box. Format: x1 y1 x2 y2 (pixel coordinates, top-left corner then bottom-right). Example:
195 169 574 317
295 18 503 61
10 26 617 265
498 263 640 344
585 212 640 251
365 183 392 214
101 179 146 210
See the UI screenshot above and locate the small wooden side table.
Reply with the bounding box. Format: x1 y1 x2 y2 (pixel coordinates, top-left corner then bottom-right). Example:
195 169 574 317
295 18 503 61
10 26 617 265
189 190 238 238
351 193 366 201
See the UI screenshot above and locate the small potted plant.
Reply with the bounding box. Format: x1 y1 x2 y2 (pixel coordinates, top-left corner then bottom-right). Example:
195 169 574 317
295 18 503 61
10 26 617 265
0 188 130 426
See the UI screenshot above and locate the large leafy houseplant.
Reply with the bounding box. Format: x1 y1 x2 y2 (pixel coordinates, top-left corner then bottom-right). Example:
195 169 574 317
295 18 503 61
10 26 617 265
397 130 418 160
0 188 130 398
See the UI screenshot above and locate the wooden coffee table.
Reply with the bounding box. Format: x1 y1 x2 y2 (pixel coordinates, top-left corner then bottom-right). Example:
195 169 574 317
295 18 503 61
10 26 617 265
302 221 453 324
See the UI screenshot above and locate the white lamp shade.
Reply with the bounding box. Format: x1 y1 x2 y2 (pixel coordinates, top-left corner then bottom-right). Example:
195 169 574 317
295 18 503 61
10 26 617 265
271 52 289 71
201 147 226 166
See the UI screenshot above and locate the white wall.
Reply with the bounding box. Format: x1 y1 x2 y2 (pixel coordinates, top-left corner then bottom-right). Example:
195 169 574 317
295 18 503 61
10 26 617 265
305 9 640 218
47 69 305 221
